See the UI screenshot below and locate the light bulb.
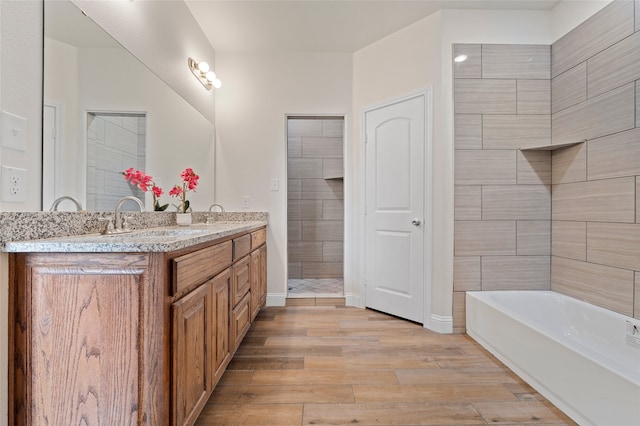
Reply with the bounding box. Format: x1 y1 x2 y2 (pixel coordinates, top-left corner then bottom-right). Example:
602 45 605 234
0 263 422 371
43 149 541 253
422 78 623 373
212 79 222 89
454 54 468 63
205 71 216 82
197 61 210 74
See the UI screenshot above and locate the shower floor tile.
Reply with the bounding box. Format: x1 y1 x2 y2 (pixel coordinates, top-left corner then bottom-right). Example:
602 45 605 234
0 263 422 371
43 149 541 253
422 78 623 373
288 278 343 298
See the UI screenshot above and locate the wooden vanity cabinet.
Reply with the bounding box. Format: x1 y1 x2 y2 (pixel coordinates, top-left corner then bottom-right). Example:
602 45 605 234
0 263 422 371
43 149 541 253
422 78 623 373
9 252 168 425
211 268 232 383
230 254 251 351
171 267 233 426
172 278 214 426
9 225 267 426
250 230 267 321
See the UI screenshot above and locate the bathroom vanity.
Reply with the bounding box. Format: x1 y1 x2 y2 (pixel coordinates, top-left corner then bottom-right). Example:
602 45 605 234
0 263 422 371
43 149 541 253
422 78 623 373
6 221 267 426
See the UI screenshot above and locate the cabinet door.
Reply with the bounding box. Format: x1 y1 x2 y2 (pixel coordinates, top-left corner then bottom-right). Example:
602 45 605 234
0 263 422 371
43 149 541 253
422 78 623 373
10 253 157 426
230 292 251 352
231 255 251 306
250 250 261 321
259 245 268 306
211 268 231 384
172 282 212 426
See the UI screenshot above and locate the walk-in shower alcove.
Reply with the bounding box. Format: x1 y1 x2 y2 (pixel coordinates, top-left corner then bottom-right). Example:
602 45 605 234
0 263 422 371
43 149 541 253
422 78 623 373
286 116 344 299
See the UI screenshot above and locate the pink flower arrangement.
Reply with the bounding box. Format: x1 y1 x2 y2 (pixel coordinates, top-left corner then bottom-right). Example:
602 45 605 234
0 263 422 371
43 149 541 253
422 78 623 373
169 168 199 213
122 168 168 211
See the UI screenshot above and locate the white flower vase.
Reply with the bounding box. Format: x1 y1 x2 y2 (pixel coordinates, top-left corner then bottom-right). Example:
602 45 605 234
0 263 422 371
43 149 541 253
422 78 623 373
176 212 192 226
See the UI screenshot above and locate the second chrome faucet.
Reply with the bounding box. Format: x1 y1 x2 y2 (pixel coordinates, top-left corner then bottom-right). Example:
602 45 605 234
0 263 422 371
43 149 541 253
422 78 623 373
101 196 144 234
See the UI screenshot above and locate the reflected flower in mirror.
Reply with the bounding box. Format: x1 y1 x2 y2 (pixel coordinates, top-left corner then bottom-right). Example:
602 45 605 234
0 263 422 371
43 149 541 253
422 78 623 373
122 168 169 211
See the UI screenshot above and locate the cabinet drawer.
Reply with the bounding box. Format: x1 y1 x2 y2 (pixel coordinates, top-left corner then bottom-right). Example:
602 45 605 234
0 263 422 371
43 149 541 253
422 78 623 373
251 228 266 249
230 292 251 352
233 234 251 260
232 255 251 306
173 240 232 295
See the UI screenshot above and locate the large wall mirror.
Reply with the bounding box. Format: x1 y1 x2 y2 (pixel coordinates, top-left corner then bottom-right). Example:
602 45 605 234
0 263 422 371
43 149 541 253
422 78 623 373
43 0 216 211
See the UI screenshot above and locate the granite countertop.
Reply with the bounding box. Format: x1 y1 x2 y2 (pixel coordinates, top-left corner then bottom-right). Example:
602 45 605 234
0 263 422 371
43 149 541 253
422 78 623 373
3 221 267 253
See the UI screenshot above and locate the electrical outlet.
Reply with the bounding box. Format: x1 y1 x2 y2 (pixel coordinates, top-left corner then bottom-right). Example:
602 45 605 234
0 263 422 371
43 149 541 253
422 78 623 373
241 196 250 209
2 166 27 202
270 179 279 191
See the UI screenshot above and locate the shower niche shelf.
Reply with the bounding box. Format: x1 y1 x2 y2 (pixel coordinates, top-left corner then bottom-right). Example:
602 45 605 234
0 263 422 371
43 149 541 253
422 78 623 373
519 140 585 151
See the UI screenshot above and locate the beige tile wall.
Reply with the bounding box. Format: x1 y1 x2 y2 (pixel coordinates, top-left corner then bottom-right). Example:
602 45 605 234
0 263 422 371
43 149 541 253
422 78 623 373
550 0 634 78
454 2 640 330
550 1 639 319
453 43 551 333
287 118 344 279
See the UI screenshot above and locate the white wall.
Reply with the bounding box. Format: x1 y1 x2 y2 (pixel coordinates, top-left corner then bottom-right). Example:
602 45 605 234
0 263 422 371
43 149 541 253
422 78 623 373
551 0 613 41
0 0 43 212
76 47 216 210
352 9 552 330
352 12 443 319
0 1 42 421
72 0 217 124
215 5 599 320
44 38 80 207
44 42 216 210
214 52 353 304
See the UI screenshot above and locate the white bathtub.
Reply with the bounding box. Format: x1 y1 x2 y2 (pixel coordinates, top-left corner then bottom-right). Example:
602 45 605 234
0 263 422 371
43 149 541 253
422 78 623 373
466 290 640 426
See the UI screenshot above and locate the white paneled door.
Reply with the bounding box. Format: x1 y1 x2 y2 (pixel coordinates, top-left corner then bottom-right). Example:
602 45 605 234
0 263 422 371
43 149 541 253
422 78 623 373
364 93 427 323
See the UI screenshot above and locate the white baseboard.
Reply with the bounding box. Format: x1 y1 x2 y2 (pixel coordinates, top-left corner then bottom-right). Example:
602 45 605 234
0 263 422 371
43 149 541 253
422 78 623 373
426 314 453 334
345 293 362 308
266 293 286 307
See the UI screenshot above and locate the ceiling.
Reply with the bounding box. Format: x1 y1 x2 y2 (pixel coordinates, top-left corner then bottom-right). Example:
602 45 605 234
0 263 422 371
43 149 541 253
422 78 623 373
186 0 561 53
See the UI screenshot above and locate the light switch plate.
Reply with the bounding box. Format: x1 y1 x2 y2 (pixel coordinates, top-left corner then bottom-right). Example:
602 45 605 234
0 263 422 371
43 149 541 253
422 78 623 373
242 196 250 209
271 179 279 191
0 111 27 151
2 165 27 202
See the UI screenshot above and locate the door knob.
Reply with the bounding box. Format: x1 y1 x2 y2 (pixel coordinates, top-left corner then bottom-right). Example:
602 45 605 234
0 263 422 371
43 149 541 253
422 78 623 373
411 219 421 226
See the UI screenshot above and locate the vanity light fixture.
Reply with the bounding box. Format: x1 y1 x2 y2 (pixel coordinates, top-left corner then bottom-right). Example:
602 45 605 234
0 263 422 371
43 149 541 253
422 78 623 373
454 54 468 63
188 57 222 90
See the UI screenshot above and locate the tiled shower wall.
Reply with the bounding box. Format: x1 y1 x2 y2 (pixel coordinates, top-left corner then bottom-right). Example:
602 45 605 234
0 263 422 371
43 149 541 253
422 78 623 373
453 0 640 332
287 118 344 279
550 0 639 318
452 44 552 333
87 113 146 211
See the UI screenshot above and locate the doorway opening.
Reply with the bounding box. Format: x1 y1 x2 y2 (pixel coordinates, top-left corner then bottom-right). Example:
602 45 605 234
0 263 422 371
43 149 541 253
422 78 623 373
86 112 146 211
286 116 344 300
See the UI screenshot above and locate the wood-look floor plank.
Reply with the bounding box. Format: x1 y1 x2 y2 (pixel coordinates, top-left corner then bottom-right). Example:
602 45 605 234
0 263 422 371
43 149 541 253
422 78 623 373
395 368 519 385
250 369 399 386
216 370 253 386
473 400 575 424
195 403 303 425
263 336 379 347
353 384 519 403
208 384 354 404
235 345 342 357
196 306 577 425
306 326 425 337
305 355 439 370
315 297 346 306
434 355 509 369
227 356 305 370
342 343 467 357
302 402 486 425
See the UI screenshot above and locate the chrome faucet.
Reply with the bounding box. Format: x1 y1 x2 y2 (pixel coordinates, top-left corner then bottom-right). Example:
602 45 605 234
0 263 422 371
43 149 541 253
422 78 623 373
49 196 83 211
208 203 225 213
206 203 225 224
114 196 144 231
